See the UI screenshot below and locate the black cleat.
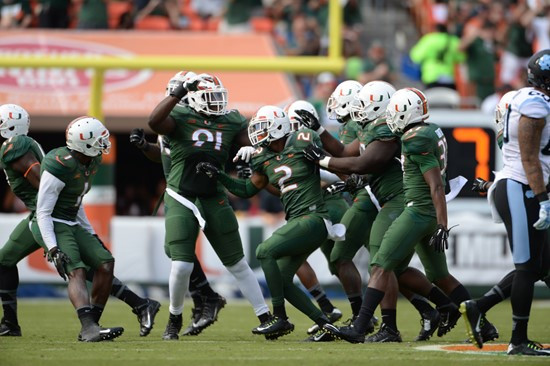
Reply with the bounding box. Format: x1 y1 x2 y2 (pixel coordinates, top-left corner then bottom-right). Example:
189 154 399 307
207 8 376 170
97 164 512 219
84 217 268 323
459 300 483 348
162 313 182 340
182 306 203 336
305 328 335 342
79 323 102 342
323 323 365 344
365 323 402 343
99 327 124 341
0 319 21 337
195 295 226 331
133 299 161 337
252 316 294 340
480 317 499 343
507 340 550 356
414 308 440 341
437 304 460 337
307 308 343 334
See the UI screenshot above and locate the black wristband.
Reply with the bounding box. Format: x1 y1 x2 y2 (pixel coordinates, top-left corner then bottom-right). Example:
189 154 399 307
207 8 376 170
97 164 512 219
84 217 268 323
536 192 549 202
169 83 187 100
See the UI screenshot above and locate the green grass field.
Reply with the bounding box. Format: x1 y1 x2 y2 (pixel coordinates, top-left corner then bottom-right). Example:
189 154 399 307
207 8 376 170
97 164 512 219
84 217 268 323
1 298 549 366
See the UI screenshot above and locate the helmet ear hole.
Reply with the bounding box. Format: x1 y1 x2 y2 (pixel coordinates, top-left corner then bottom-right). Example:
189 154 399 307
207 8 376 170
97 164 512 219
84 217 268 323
373 107 379 111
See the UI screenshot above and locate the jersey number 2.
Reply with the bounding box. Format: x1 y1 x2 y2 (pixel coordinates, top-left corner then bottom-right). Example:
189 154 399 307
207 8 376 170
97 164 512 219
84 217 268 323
274 166 297 194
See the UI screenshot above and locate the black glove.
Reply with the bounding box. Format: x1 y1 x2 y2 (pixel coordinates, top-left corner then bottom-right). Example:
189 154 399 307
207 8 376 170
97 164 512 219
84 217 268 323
47 246 71 281
303 144 326 162
295 109 321 131
196 162 220 178
235 160 252 179
170 79 199 100
129 128 147 150
325 181 346 195
471 177 491 193
345 174 368 192
429 224 450 253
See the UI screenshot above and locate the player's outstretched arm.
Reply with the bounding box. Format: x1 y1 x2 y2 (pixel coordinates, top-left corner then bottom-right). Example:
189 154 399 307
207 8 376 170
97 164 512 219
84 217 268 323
148 80 198 135
295 109 359 157
311 139 398 175
129 128 162 163
10 151 41 189
196 162 268 198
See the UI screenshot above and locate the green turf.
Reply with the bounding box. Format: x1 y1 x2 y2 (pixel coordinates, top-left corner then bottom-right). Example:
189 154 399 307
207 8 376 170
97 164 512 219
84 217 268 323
1 298 549 366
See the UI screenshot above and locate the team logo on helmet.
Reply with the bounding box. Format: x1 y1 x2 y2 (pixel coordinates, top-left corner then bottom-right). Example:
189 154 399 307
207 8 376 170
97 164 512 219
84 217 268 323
538 54 550 71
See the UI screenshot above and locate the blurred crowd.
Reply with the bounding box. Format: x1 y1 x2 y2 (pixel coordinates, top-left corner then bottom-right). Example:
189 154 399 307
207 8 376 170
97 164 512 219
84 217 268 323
410 0 549 111
1 0 549 216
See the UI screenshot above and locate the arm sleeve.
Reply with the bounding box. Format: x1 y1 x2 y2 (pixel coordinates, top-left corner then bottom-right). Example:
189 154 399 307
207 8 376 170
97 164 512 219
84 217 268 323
218 171 261 198
76 205 95 235
320 169 341 184
36 170 65 251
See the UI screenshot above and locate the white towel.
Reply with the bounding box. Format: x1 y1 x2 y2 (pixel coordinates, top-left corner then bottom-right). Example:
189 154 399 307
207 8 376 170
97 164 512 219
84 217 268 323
166 188 206 229
445 176 468 203
323 218 346 241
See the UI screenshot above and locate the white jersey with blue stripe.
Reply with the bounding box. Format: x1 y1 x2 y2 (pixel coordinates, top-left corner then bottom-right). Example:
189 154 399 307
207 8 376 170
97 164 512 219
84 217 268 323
500 87 550 185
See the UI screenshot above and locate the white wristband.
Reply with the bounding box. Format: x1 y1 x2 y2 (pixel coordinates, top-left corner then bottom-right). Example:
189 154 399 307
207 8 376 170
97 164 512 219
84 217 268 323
316 126 325 134
319 156 331 168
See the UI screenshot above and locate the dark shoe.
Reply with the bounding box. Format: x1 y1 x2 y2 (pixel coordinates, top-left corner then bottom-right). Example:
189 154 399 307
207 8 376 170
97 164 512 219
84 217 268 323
162 313 182 340
459 300 483 348
99 327 124 341
305 327 335 342
480 317 499 343
365 323 402 343
133 299 161 337
182 306 203 336
323 323 365 344
507 340 550 356
252 316 294 340
0 319 21 337
437 304 460 337
414 308 440 341
79 323 102 342
307 308 342 334
195 295 226 331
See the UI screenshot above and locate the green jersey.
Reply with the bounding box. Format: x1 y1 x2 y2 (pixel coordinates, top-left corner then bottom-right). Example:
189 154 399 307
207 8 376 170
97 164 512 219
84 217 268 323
0 135 44 211
251 129 328 221
338 119 360 144
357 117 403 204
41 147 101 221
167 106 247 197
401 123 447 216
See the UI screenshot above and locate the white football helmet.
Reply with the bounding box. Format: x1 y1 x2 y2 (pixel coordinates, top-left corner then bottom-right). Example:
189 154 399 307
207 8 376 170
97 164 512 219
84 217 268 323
351 81 396 126
165 70 197 106
248 106 291 147
326 80 362 121
66 117 111 157
0 104 30 138
386 88 429 134
187 73 228 116
285 100 319 132
494 90 516 132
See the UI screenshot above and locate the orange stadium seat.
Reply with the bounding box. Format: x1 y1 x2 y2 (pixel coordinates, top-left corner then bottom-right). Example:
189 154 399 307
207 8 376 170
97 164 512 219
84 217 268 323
108 1 132 29
251 17 273 33
135 15 172 30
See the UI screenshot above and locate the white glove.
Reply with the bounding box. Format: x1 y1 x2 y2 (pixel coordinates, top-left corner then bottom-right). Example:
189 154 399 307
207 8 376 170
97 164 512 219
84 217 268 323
533 200 550 230
233 146 255 163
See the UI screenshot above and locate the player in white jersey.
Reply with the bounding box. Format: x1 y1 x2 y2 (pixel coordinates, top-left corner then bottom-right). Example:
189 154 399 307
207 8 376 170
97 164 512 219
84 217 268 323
461 50 550 356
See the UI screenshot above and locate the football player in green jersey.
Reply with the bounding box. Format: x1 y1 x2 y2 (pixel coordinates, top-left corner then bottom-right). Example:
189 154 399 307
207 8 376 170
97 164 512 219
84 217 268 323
317 87 496 343
196 105 339 341
0 106 159 338
300 82 459 342
128 71 227 337
148 73 270 340
29 117 123 342
324 80 381 323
